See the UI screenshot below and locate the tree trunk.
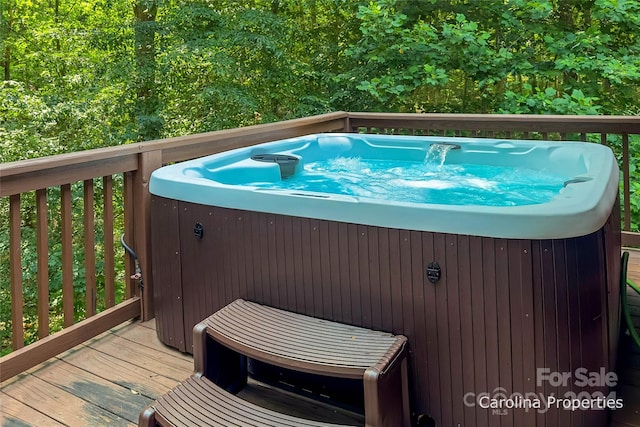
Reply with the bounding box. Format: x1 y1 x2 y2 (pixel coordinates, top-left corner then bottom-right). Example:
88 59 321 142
3 45 10 81
2 0 14 80
133 2 161 141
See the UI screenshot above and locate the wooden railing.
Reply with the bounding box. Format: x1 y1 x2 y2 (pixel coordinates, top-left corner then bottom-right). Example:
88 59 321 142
0 112 348 381
0 111 638 381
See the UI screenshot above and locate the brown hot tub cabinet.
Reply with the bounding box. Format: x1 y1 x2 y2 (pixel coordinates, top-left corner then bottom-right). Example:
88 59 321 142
151 196 621 427
149 132 621 426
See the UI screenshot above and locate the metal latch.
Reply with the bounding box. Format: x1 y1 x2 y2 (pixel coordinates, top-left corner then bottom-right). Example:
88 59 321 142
426 262 441 284
194 222 204 240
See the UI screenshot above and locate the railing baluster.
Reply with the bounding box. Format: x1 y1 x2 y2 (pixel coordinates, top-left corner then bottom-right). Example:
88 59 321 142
622 133 631 232
580 132 587 142
61 184 74 327
84 179 96 317
601 133 607 146
36 189 49 338
9 194 24 350
104 175 115 308
124 172 135 299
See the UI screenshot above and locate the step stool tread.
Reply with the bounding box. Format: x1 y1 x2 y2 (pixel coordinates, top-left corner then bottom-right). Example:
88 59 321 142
201 299 405 378
150 375 351 427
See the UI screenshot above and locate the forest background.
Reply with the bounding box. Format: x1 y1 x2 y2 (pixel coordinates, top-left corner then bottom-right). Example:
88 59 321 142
1 0 639 353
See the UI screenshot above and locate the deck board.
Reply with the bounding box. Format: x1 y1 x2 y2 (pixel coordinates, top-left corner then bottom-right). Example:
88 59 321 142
1 249 639 426
0 319 189 427
615 249 640 427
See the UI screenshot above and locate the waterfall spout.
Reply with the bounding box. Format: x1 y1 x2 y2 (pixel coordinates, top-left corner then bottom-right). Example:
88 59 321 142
425 142 461 166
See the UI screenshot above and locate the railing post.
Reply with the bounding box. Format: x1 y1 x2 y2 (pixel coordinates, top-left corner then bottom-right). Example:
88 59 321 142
344 114 352 133
133 150 163 320
622 133 631 232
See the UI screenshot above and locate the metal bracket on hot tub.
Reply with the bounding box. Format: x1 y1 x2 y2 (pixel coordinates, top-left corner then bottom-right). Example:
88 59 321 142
194 222 204 240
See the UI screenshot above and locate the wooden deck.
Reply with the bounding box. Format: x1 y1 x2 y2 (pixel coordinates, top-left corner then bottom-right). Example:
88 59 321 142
614 249 640 427
1 249 640 427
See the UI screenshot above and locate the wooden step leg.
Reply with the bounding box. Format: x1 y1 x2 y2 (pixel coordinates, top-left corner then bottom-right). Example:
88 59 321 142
138 406 158 427
363 352 410 427
193 322 247 393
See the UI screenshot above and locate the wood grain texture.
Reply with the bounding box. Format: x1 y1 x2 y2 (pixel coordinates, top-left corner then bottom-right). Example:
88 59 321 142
0 298 140 382
0 392 65 426
152 200 621 426
61 183 74 327
9 194 23 351
84 179 96 318
103 175 115 308
1 374 133 426
2 312 639 427
36 188 49 339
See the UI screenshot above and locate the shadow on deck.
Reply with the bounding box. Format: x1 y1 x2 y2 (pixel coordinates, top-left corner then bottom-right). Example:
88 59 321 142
1 249 640 427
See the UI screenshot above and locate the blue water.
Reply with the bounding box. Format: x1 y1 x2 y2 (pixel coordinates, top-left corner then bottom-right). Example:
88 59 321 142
249 156 570 207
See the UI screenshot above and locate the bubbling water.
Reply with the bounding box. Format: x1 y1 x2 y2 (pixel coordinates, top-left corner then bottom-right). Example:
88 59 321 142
249 156 569 207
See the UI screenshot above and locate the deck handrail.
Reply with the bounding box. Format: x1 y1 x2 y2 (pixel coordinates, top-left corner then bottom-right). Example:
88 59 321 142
0 112 349 381
0 111 638 382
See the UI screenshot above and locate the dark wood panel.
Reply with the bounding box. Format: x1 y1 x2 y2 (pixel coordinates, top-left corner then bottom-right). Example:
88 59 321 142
469 236 488 427
150 197 184 352
151 200 620 426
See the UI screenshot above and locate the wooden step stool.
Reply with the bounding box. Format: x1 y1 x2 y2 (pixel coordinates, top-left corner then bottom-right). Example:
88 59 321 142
139 299 410 427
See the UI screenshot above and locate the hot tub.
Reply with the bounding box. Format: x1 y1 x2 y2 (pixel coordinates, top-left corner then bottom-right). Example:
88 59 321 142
150 133 621 427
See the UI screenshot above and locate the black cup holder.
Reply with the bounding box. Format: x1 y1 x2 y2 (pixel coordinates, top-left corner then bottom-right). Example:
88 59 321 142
251 154 299 179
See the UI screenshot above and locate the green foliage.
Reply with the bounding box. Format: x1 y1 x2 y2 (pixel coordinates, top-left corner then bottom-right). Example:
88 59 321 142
1 0 640 354
337 0 640 114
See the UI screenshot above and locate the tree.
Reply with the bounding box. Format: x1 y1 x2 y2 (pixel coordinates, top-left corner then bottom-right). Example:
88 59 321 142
336 0 640 115
134 1 162 141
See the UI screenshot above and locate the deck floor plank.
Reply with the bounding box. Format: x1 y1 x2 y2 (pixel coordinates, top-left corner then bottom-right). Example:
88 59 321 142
617 249 640 427
628 250 640 285
59 344 186 400
0 392 66 426
0 321 193 427
31 357 153 423
1 372 134 426
87 332 193 382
